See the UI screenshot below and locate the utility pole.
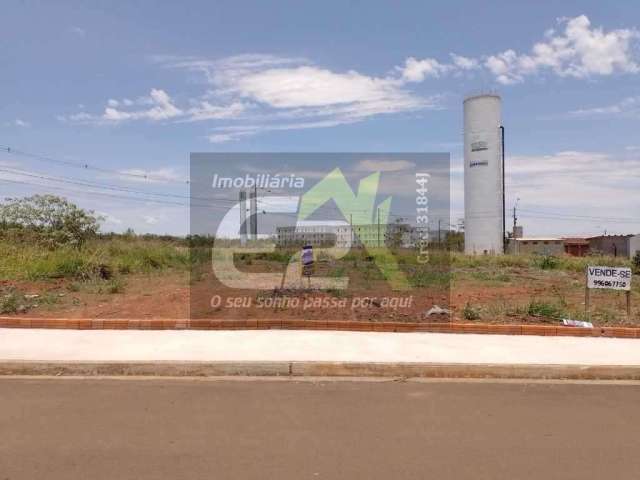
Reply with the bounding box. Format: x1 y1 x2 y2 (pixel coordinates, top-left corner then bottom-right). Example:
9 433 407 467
438 219 441 247
512 198 520 234
239 190 247 247
511 198 520 254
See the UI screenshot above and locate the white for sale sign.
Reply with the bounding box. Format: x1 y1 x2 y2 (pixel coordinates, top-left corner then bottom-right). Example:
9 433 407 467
587 266 632 291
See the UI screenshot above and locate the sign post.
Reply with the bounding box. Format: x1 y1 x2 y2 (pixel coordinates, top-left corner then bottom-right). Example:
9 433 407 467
584 268 591 319
585 265 632 319
301 244 314 288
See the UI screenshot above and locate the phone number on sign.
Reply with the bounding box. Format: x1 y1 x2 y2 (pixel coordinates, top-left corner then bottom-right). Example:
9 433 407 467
416 173 429 264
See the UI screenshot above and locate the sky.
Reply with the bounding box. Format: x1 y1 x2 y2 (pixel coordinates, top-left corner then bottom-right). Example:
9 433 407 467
1 1 640 237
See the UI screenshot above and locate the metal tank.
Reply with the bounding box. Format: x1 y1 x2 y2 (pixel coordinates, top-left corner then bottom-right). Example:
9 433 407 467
463 93 504 255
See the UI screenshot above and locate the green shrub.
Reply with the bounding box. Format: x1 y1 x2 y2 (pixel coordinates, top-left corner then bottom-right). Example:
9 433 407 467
463 302 481 320
0 292 20 314
533 255 559 270
0 195 102 249
527 300 565 320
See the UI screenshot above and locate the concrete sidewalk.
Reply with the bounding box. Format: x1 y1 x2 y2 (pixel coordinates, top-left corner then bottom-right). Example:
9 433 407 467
1 329 640 379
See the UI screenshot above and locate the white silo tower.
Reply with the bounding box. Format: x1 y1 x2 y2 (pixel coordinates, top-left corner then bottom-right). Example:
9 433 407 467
463 93 504 255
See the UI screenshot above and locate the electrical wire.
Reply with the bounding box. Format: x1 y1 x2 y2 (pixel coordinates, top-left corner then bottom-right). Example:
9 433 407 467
1 144 190 184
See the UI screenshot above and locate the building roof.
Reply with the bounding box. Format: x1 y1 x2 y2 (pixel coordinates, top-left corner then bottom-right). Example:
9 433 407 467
586 234 635 239
562 238 589 245
515 237 563 242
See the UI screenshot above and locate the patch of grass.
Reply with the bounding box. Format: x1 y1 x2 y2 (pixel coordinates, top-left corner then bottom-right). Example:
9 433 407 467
66 282 82 292
408 267 451 288
38 293 61 305
326 288 346 298
462 302 481 321
105 278 126 294
470 271 511 283
255 250 293 264
0 291 21 314
0 238 192 281
495 255 529 268
533 255 559 270
329 266 346 278
450 252 633 274
527 300 565 320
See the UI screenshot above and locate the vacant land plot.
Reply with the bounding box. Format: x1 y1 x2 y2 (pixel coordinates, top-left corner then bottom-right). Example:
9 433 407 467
1 238 638 326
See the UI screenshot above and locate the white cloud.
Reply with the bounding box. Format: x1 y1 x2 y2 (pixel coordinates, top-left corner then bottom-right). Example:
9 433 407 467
354 159 416 172
58 112 92 122
505 150 640 213
61 15 640 142
97 211 123 225
60 89 184 124
183 101 247 122
143 215 159 225
399 57 451 82
206 118 360 143
102 88 182 122
403 15 639 85
69 26 86 37
208 133 236 144
450 54 480 70
448 149 640 236
485 15 639 84
569 95 640 117
4 119 30 127
66 53 439 139
210 55 430 115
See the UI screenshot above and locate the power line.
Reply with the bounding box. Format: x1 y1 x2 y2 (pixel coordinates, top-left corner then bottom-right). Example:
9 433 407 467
519 208 640 224
1 144 190 185
0 145 453 222
0 167 239 205
0 177 229 210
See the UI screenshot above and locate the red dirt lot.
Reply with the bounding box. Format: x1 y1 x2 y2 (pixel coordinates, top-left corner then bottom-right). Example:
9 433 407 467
3 267 639 327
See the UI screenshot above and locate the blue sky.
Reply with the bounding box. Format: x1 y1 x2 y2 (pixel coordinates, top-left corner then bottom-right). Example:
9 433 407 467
2 1 640 236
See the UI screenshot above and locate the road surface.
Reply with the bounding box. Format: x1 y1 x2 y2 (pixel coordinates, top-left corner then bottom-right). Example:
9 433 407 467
1 377 639 479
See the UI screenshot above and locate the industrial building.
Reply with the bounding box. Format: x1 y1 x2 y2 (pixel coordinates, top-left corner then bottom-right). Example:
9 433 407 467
276 222 342 247
276 222 419 249
507 237 564 256
588 234 640 259
505 234 640 258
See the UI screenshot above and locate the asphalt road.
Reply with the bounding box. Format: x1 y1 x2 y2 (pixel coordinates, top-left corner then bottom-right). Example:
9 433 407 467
1 378 639 480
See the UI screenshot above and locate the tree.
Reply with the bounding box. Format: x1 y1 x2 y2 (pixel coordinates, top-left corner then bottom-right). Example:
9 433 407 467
0 195 103 248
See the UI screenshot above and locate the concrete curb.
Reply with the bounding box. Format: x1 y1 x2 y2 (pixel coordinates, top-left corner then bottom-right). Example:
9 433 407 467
2 317 640 338
2 361 640 380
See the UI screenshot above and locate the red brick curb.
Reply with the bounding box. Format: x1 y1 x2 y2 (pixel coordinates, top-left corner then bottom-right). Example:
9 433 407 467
1 317 639 338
